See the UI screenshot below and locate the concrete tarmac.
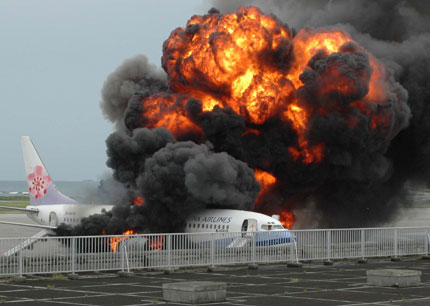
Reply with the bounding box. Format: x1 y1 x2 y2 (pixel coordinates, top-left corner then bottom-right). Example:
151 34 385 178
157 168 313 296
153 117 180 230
0 258 429 305
0 214 40 238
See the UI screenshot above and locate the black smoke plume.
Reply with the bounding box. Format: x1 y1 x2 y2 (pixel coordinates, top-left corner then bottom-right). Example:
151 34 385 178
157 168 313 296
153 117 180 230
58 1 430 236
211 0 430 227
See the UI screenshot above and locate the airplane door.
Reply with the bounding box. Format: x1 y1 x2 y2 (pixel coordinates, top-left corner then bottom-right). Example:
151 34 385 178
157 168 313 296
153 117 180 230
241 219 257 237
49 212 58 226
247 219 257 232
241 220 248 232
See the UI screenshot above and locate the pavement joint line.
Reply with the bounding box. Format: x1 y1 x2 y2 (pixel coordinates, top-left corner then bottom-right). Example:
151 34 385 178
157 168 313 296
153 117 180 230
36 300 99 306
10 294 118 304
126 289 163 292
261 293 361 304
344 286 429 293
1 298 34 304
34 288 118 296
291 294 382 304
19 293 114 301
327 288 425 298
341 296 430 305
79 282 142 288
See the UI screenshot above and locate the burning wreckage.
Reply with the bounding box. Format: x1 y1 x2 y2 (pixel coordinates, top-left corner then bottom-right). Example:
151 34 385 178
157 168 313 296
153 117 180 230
58 3 430 245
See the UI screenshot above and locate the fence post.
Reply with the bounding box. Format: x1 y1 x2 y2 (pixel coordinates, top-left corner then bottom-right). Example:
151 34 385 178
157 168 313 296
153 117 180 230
210 236 215 266
289 232 294 262
326 230 331 261
252 232 256 265
394 228 398 257
71 237 76 274
426 234 430 255
167 235 171 270
120 241 124 272
123 244 130 272
19 239 23 277
361 229 365 259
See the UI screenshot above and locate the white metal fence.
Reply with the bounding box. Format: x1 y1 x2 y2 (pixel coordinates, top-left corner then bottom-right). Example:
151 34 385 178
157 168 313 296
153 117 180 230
1 227 429 276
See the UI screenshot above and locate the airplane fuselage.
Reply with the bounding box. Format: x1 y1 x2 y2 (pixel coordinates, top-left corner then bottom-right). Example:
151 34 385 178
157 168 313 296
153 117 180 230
26 204 114 227
185 209 285 233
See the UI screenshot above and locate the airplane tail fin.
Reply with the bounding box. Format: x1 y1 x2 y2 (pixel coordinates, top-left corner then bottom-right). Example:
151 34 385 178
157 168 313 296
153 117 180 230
21 136 76 205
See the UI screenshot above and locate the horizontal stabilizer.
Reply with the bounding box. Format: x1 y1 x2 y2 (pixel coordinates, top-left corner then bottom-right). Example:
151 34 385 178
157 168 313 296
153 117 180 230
0 220 56 230
0 206 39 213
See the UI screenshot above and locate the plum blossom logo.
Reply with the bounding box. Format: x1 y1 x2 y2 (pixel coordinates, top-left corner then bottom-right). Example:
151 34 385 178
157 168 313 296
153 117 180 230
27 165 52 199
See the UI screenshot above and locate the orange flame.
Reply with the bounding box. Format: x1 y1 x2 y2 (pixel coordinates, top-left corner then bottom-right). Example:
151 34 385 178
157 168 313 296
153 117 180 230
140 94 202 139
284 105 325 164
163 6 295 125
154 7 390 164
133 196 144 206
279 211 295 230
109 230 137 253
148 236 164 251
254 169 276 191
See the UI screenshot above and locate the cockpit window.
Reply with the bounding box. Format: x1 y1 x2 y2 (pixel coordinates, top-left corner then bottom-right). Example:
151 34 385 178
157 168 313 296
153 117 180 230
261 224 284 230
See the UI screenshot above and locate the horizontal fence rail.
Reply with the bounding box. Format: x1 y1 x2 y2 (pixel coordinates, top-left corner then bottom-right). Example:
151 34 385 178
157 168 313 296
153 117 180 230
0 227 429 276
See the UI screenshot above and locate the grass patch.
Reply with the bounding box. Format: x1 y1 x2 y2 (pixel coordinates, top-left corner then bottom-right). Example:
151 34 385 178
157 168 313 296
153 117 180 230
6 276 17 283
0 201 30 214
0 196 29 201
52 274 67 280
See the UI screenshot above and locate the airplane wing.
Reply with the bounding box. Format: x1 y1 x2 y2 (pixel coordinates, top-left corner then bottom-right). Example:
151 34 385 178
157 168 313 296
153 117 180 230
0 206 39 213
0 220 56 230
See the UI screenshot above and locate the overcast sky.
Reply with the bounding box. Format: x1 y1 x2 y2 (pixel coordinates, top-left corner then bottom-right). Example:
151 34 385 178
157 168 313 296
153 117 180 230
0 0 214 181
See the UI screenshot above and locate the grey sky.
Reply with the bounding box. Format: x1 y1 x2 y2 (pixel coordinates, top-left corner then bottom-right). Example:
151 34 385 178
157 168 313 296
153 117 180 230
0 0 212 181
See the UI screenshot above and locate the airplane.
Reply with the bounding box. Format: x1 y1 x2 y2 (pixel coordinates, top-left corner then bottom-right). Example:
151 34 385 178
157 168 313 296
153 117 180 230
0 136 294 255
0 136 114 232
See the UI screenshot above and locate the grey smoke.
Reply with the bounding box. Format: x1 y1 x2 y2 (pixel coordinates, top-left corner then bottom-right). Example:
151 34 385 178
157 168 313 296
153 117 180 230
136 141 260 232
100 55 167 128
212 0 430 40
58 140 260 235
106 127 175 185
80 173 130 205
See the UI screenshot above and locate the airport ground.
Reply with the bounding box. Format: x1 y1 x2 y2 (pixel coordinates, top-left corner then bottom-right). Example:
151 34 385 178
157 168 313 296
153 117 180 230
0 209 429 305
0 258 429 305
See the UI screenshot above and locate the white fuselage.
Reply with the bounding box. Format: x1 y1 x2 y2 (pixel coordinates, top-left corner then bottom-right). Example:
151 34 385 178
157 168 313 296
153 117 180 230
183 209 293 247
184 209 285 233
26 204 114 227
